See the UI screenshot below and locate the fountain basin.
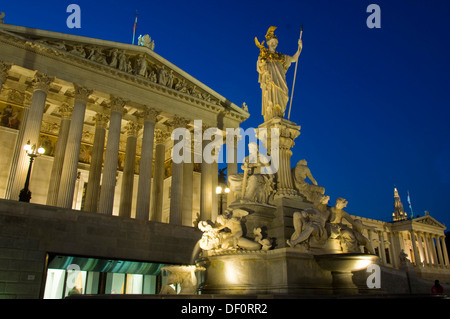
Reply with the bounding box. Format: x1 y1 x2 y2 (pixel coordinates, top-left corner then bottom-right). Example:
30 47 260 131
314 253 379 294
315 253 379 272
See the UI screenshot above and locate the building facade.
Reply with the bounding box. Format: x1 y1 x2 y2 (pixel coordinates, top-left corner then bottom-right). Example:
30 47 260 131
0 23 247 298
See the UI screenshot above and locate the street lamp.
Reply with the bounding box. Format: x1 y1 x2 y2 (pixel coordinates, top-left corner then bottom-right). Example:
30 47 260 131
19 140 45 202
216 185 230 215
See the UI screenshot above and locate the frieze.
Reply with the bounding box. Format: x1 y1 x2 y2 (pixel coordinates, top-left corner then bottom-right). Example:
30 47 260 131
19 36 227 108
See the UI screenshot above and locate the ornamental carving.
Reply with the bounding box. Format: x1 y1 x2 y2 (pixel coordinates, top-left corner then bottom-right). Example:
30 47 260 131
124 120 142 137
73 84 93 102
154 128 170 144
57 102 73 119
141 106 160 123
29 38 222 107
108 95 127 113
6 88 25 105
92 113 109 128
0 61 11 82
169 115 190 130
32 72 54 92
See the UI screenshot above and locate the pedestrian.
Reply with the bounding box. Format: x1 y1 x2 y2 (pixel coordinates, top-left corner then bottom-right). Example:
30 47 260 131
431 280 444 294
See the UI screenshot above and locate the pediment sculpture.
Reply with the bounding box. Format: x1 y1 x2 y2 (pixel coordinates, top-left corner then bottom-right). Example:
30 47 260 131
17 35 222 106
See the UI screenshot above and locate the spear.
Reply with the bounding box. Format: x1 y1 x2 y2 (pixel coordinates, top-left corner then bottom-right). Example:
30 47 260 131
288 25 303 121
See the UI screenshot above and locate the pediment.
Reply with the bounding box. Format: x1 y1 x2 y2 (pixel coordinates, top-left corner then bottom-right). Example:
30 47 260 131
0 24 249 120
414 215 446 229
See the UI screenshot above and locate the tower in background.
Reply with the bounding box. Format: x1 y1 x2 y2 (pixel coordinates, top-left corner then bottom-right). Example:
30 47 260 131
393 187 408 221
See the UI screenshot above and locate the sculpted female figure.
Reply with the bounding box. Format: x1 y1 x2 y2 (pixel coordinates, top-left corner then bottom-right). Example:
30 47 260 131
256 26 302 121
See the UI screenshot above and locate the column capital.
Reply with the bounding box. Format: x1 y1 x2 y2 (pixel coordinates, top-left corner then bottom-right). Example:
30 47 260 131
73 84 93 102
124 120 142 137
155 128 170 144
93 112 109 128
141 106 161 123
58 102 74 119
0 61 12 82
109 95 127 113
169 115 190 130
32 72 54 92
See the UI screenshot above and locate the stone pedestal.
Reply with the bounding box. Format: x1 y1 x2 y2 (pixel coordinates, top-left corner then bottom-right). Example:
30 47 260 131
230 196 313 250
256 117 300 199
197 249 379 295
197 249 333 295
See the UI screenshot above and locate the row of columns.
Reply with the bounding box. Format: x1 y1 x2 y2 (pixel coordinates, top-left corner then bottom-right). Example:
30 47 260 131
366 228 449 270
410 231 449 267
1 64 222 226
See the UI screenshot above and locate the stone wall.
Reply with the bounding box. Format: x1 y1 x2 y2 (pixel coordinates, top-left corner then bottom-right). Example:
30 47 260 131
0 199 201 299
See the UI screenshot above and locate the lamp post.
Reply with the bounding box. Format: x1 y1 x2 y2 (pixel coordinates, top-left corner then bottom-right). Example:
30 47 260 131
19 140 45 202
215 185 230 215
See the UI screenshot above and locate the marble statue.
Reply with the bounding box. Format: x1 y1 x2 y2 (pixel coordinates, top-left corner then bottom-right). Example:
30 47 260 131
287 194 330 249
255 26 302 121
159 265 204 294
292 159 325 203
138 34 155 50
136 54 148 77
327 197 375 254
197 209 271 252
228 142 275 204
287 195 375 254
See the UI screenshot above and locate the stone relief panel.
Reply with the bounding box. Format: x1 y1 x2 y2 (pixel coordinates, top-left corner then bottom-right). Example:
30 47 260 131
0 101 22 130
32 38 224 107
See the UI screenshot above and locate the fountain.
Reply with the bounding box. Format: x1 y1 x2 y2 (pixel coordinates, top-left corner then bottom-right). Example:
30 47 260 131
188 26 380 296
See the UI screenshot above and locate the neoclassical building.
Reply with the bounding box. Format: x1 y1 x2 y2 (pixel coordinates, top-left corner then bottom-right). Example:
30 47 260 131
0 22 448 298
0 22 248 298
0 23 248 223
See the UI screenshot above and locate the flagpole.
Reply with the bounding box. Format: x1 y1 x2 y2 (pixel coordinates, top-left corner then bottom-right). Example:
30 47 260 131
287 25 303 121
407 190 414 219
132 10 138 45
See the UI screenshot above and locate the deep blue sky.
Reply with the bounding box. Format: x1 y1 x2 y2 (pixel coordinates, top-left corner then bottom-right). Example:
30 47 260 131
2 1 449 227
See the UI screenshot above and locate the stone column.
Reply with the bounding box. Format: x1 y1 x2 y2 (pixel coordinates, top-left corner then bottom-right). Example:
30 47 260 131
436 235 444 266
424 233 434 266
378 231 386 265
4 92 30 199
416 232 426 265
169 117 190 225
430 235 439 266
98 96 126 215
199 124 213 221
150 129 169 222
57 84 93 208
388 231 398 268
46 102 73 206
0 61 11 91
182 137 194 226
9 72 54 201
84 112 109 212
441 236 449 266
118 121 141 218
211 151 220 221
257 117 300 198
410 231 420 266
226 134 239 205
135 107 159 221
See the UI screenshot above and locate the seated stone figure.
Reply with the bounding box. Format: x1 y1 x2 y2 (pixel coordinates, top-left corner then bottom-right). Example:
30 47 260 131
287 194 330 249
292 159 325 203
327 197 374 254
228 142 275 204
